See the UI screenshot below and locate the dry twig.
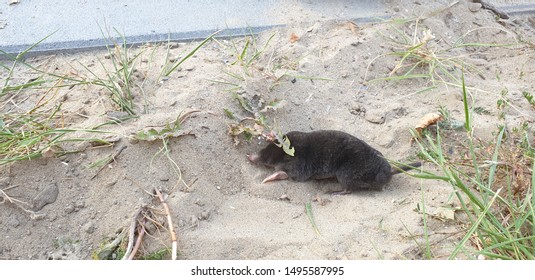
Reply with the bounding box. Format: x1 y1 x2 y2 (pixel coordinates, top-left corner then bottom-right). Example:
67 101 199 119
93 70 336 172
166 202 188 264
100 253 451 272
154 187 178 260
128 223 146 260
91 145 128 180
122 207 143 260
0 187 44 219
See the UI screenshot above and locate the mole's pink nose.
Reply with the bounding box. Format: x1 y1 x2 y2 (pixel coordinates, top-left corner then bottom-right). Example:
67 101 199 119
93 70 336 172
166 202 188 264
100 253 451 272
247 154 259 163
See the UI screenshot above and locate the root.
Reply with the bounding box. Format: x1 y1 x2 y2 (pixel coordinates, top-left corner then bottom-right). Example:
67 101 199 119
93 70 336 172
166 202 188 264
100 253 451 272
154 188 178 260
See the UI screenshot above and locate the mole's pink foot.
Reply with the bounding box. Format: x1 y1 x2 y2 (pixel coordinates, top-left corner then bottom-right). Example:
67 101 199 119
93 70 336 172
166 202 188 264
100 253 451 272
262 171 289 183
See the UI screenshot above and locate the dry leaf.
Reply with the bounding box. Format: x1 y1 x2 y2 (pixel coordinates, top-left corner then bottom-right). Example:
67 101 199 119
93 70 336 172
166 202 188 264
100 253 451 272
415 112 443 135
435 207 455 221
41 146 58 158
290 33 300 43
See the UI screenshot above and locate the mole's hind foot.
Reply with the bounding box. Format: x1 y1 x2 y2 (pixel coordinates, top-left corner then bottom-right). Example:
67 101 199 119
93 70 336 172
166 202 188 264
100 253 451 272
262 170 289 183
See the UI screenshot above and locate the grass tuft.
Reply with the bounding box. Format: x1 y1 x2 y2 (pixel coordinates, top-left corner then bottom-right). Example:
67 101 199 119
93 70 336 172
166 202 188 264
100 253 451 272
413 74 535 259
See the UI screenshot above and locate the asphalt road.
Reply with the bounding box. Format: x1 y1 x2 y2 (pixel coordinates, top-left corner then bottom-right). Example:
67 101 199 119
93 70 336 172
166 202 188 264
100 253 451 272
0 0 534 55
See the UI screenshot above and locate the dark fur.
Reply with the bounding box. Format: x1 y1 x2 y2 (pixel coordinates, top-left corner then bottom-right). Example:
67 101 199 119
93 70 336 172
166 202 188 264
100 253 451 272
249 130 421 193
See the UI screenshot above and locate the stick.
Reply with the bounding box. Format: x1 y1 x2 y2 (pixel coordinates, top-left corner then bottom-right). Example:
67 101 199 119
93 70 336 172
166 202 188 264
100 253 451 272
154 188 178 260
128 223 146 260
0 188 44 219
91 145 127 180
122 207 142 260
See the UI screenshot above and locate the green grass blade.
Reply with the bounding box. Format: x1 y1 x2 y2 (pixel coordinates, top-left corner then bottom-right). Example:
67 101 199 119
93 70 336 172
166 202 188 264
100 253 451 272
305 202 321 235
449 188 502 259
164 30 220 76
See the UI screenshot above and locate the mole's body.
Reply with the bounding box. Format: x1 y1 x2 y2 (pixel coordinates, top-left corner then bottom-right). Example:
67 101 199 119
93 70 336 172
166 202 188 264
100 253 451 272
248 130 420 194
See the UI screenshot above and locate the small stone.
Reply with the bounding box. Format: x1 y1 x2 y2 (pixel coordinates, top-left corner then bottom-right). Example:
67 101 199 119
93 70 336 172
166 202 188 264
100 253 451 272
84 222 96 234
32 183 59 211
65 205 75 214
74 200 85 210
104 54 111 59
468 3 482 12
477 254 486 260
184 65 195 71
200 210 210 220
169 42 180 49
378 134 395 148
364 110 385 124
349 104 366 116
194 199 205 207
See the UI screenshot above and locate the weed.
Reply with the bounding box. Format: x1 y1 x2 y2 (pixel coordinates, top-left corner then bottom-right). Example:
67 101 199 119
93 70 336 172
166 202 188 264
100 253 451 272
132 110 198 190
412 74 535 259
139 248 171 260
0 108 111 165
522 91 535 109
367 18 518 93
214 32 324 155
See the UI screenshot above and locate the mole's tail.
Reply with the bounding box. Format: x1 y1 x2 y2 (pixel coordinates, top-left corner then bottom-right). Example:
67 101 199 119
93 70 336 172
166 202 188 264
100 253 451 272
390 162 422 175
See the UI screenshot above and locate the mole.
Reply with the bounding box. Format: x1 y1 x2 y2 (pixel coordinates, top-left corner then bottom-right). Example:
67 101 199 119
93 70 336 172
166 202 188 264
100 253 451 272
248 130 421 195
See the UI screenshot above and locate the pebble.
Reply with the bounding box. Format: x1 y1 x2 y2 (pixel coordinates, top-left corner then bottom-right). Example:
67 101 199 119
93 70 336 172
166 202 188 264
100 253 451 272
84 222 96 234
74 200 85 210
194 199 205 207
32 183 59 211
377 133 395 148
349 104 366 116
200 210 211 220
364 110 385 124
468 3 482 12
65 205 75 214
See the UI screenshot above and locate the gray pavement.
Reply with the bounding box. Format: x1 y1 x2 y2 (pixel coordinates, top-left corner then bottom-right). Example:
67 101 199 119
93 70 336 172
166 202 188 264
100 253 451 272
0 0 534 56
0 0 387 55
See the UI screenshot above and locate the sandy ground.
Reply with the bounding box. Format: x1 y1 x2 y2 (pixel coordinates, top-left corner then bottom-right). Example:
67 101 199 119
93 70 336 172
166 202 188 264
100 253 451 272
1 0 534 260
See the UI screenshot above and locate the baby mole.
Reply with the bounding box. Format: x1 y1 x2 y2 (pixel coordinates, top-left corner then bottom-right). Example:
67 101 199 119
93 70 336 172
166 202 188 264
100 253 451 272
248 130 421 195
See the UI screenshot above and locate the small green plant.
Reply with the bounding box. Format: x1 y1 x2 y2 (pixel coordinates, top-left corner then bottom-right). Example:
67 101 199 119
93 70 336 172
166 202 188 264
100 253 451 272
368 18 518 93
132 110 198 190
0 106 112 165
79 29 218 116
140 248 171 260
522 91 535 108
412 74 535 259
